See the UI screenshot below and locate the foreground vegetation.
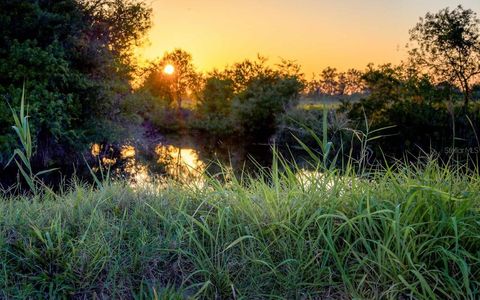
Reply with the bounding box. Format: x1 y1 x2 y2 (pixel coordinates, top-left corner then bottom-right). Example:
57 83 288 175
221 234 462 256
1 156 479 299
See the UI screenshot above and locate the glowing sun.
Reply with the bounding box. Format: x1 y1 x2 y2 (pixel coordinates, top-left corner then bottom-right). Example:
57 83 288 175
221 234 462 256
164 64 175 75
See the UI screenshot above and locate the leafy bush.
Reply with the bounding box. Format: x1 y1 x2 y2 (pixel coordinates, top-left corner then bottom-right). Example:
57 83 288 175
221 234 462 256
0 0 151 166
232 74 303 138
191 77 236 135
192 58 304 139
341 64 480 159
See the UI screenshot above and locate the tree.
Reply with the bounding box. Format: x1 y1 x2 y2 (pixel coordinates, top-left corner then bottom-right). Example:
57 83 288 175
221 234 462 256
352 64 403 119
0 0 152 165
197 77 234 118
319 67 339 95
221 55 274 93
193 76 236 134
80 0 152 62
192 56 304 138
141 49 200 110
409 5 480 110
306 67 365 97
232 71 303 138
340 69 365 95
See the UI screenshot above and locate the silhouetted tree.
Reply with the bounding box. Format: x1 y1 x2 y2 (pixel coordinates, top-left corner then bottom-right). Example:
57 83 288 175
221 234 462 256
409 5 480 110
341 69 365 95
80 0 152 62
307 68 365 96
320 67 339 95
141 49 200 109
221 55 274 93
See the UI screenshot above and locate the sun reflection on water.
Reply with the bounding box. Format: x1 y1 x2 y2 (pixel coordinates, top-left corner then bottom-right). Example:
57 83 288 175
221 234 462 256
91 143 117 165
90 142 207 188
91 143 101 156
123 159 151 187
118 145 152 188
120 145 136 159
155 144 206 183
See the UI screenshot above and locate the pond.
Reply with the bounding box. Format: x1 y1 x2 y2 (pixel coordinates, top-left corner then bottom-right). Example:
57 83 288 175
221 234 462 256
0 121 320 192
88 132 277 187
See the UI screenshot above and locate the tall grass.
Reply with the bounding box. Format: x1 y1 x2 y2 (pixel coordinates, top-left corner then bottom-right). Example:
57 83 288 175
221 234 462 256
6 85 36 192
6 84 55 194
1 152 479 298
1 101 479 298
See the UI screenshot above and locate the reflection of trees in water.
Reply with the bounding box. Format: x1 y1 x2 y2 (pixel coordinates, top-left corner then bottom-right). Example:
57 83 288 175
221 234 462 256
148 133 267 182
88 134 275 185
117 145 151 186
182 134 273 180
90 144 151 186
155 144 205 182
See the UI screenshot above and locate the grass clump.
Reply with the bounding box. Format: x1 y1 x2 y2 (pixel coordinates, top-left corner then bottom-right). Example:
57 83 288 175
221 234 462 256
1 158 479 299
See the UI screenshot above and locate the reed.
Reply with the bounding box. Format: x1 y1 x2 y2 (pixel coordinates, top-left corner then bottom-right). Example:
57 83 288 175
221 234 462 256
6 84 55 194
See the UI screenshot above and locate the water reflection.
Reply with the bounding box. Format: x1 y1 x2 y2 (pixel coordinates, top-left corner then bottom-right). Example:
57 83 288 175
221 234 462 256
91 143 101 156
1 134 310 192
155 145 206 181
91 143 117 166
121 153 151 187
88 134 276 188
90 140 211 187
120 145 136 158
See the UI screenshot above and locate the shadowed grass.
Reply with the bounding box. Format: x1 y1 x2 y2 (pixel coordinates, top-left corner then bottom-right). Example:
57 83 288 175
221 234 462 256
1 156 479 299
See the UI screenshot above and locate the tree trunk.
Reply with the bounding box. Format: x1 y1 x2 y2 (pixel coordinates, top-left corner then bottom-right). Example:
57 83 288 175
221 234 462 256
462 79 470 115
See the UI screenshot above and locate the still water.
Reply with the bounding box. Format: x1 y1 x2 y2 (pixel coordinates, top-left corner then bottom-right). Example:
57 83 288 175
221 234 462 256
87 133 276 187
0 131 313 191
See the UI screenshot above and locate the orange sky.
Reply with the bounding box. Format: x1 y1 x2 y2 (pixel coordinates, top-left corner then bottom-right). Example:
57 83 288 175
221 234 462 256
136 0 480 76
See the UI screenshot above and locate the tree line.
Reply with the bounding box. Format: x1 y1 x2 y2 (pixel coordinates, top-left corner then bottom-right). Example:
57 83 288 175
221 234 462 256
1 2 479 167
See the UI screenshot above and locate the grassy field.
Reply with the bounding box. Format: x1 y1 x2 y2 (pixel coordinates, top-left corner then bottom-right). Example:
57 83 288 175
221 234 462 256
296 94 364 111
1 157 479 299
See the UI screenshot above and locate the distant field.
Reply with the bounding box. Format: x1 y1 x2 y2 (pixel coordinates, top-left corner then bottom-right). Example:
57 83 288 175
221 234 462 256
297 93 364 110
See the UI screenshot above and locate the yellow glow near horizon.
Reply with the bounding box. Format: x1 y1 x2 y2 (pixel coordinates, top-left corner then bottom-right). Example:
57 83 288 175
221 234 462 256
164 64 175 75
136 0 480 75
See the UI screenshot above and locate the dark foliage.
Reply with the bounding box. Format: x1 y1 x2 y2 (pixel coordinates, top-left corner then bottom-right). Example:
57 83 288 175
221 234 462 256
0 0 151 165
342 64 480 159
193 58 304 140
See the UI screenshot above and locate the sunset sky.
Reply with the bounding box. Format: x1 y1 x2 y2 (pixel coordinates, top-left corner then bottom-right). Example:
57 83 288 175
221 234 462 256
137 0 480 75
